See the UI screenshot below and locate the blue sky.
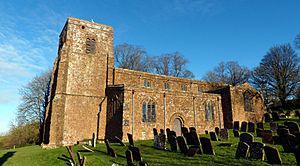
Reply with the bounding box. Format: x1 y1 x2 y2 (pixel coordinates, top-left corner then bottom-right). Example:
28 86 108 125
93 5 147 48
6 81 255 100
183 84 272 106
0 0 300 133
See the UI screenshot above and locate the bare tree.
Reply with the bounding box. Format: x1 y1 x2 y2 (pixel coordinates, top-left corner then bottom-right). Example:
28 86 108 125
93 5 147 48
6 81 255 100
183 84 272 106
17 70 51 126
154 52 194 78
203 61 250 86
252 44 300 107
114 43 153 72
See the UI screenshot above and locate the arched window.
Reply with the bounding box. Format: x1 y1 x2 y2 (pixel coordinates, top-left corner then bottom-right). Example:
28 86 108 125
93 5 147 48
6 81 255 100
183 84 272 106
244 91 252 112
91 39 95 53
142 102 146 122
211 102 215 121
152 103 156 122
147 102 151 122
86 38 96 54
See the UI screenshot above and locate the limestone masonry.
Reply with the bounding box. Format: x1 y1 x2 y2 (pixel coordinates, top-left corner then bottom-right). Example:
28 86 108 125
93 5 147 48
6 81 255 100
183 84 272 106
42 17 265 147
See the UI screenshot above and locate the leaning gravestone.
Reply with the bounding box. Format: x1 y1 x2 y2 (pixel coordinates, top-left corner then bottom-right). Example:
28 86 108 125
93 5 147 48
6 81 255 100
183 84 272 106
294 147 300 166
281 133 297 153
153 128 160 149
235 142 249 159
271 112 280 121
186 132 195 145
181 127 189 138
233 121 240 130
256 128 263 137
264 113 272 122
256 122 264 129
219 129 229 141
200 137 215 155
176 136 189 154
295 110 300 117
263 146 282 165
270 122 278 132
92 133 96 147
128 146 142 161
249 142 265 160
190 130 200 146
240 133 254 146
209 132 218 141
248 122 255 132
115 136 125 146
186 146 199 157
241 121 247 132
153 128 158 136
127 133 134 147
261 130 273 144
272 135 281 145
169 135 177 152
104 139 117 158
215 127 220 137
284 121 300 135
277 128 289 137
233 129 240 137
189 127 196 132
205 130 208 134
159 129 166 149
125 150 135 166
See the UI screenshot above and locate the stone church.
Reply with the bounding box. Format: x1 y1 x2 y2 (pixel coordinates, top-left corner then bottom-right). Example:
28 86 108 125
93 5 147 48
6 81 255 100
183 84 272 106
42 17 265 148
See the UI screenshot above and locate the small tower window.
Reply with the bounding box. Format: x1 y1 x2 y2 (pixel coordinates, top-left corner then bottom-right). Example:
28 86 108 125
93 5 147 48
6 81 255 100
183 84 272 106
181 84 187 91
144 80 151 87
86 38 95 54
164 82 170 90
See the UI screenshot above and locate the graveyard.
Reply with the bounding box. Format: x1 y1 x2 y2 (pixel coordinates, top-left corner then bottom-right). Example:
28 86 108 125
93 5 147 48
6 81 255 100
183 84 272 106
0 116 299 165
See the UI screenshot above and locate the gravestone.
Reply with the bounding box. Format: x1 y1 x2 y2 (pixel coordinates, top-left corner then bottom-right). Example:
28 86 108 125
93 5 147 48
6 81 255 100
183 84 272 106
186 145 199 157
281 134 297 153
272 135 281 145
128 146 142 161
261 130 273 144
271 112 280 121
284 121 300 135
176 136 189 154
294 132 300 145
181 127 189 138
127 133 134 147
277 128 289 137
190 131 200 146
233 121 240 130
215 127 220 137
169 135 177 152
125 150 135 166
104 139 117 157
264 113 272 122
205 130 208 134
240 133 253 145
270 122 278 132
235 142 249 159
263 146 282 165
233 129 240 137
200 137 215 155
256 128 263 137
189 127 196 133
166 128 171 143
294 147 300 166
186 132 195 145
247 122 255 132
153 128 160 149
241 121 247 132
219 129 229 141
92 133 96 147
249 142 265 160
209 132 218 141
256 122 264 129
158 129 166 149
153 128 158 136
295 110 300 117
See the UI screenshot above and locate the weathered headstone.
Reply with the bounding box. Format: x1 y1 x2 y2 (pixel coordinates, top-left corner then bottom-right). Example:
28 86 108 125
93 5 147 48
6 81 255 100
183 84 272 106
256 122 264 129
92 133 96 147
264 113 272 122
127 133 134 147
272 135 281 145
261 130 273 144
205 130 208 135
219 129 229 141
294 147 300 166
235 142 249 159
166 128 171 143
215 127 220 137
189 127 196 133
263 146 282 165
176 136 189 154
200 137 215 155
125 150 135 166
186 145 199 157
241 121 247 132
295 110 300 117
271 112 280 121
281 134 297 153
233 129 240 138
160 130 167 149
169 135 177 152
104 139 117 157
128 146 142 161
153 128 158 136
256 128 263 137
240 133 253 145
277 128 289 137
209 132 218 141
233 121 239 131
284 121 300 135
186 132 195 145
247 122 255 132
249 142 265 160
181 127 189 138
270 122 278 132
190 131 200 146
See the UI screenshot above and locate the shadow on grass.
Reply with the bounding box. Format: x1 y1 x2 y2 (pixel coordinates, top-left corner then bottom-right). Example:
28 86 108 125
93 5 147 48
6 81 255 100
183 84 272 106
57 154 71 165
0 151 16 165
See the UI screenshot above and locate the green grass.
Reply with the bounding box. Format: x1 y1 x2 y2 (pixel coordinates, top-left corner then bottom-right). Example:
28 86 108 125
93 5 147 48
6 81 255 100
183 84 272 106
0 118 299 166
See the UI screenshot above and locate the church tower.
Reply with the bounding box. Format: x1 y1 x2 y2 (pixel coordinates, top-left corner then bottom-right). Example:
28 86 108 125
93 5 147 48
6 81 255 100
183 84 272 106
42 17 114 147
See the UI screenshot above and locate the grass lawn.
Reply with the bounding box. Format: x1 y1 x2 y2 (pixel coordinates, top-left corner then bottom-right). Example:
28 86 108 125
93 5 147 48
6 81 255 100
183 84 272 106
0 118 299 166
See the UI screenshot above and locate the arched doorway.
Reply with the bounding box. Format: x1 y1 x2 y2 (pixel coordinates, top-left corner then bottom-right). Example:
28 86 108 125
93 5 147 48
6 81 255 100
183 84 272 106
173 118 183 136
